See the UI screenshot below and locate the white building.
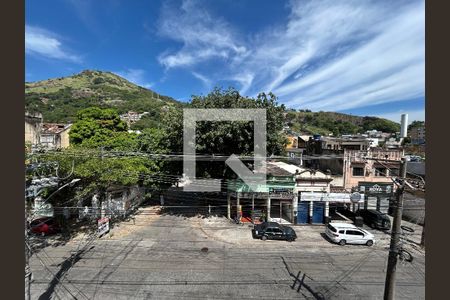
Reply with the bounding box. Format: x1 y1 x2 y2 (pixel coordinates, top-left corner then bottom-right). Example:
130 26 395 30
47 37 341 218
400 113 408 138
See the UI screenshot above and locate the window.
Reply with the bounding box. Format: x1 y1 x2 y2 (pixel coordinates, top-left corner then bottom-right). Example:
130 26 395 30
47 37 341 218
375 167 386 176
40 135 53 143
352 167 364 176
265 228 273 233
327 224 337 232
273 228 283 234
346 230 364 236
339 230 345 234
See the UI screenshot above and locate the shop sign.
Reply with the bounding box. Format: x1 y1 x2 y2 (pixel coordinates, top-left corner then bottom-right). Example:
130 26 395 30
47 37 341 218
98 217 110 237
358 182 394 196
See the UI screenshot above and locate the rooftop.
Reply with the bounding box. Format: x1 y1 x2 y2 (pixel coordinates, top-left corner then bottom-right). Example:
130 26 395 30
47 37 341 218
41 123 72 134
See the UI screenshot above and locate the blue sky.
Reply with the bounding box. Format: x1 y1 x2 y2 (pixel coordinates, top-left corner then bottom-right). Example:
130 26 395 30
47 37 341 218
25 0 425 124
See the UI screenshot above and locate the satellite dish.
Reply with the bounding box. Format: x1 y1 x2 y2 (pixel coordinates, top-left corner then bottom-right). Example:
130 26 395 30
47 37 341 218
350 192 362 203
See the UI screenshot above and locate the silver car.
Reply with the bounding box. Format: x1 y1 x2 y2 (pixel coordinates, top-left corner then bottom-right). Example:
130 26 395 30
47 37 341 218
325 222 375 246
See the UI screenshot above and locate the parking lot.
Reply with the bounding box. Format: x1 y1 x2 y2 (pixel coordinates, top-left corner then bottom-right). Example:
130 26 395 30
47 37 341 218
29 207 425 299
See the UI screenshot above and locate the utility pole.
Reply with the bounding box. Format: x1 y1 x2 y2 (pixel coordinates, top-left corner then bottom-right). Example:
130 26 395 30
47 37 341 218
25 176 33 300
25 209 31 300
383 157 407 300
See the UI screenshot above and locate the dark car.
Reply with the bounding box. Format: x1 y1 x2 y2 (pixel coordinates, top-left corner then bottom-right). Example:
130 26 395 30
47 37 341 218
356 209 391 230
252 222 297 242
29 217 61 236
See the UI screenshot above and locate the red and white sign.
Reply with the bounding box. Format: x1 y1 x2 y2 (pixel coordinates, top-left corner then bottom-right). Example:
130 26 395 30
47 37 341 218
97 217 110 236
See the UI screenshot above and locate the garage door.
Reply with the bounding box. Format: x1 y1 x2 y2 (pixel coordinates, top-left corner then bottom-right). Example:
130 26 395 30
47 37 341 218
312 202 324 224
297 201 309 224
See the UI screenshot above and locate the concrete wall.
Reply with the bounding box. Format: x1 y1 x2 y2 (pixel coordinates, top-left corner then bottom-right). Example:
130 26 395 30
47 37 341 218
407 162 425 177
402 193 425 225
60 128 71 148
25 112 42 145
330 176 344 187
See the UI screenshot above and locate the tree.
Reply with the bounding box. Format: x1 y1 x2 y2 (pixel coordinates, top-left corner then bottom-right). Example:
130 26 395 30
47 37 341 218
285 111 297 126
408 120 425 131
159 87 288 178
362 116 400 133
69 107 128 146
36 107 174 208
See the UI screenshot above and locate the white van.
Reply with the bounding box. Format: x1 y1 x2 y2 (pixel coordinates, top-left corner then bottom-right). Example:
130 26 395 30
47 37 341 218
325 222 375 246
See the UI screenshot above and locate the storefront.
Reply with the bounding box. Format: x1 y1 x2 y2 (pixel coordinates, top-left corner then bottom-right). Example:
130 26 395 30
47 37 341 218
227 163 296 223
297 192 364 224
355 182 394 214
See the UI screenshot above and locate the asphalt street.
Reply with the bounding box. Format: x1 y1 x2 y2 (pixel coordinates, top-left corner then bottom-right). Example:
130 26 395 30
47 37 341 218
29 207 425 299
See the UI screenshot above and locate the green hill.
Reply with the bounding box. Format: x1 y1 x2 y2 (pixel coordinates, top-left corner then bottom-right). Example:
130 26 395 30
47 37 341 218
25 70 183 126
285 110 400 136
25 70 401 135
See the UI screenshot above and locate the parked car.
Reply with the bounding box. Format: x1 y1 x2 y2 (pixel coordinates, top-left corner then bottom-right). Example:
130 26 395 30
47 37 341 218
356 209 391 231
325 222 375 246
29 217 61 236
252 222 297 242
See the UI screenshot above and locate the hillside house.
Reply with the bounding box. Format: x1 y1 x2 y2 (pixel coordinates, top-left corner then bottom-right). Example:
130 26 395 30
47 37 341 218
40 123 72 149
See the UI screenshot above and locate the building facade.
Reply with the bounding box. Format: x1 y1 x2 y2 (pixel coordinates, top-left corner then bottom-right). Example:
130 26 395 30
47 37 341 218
25 111 43 147
409 125 425 145
227 163 296 224
227 162 336 225
99 185 145 218
343 148 403 190
321 137 371 151
40 123 72 149
119 111 150 127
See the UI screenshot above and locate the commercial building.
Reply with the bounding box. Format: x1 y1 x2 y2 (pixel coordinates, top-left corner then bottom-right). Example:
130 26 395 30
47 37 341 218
343 148 403 190
227 162 296 224
227 161 347 225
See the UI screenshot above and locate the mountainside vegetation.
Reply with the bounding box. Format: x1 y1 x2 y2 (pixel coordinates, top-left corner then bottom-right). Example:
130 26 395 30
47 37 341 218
25 70 401 136
285 110 401 136
408 120 425 131
25 70 182 124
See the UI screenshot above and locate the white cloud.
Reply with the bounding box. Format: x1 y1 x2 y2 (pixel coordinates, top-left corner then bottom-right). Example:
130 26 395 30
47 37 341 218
116 69 154 89
25 25 81 62
277 1 424 111
375 109 425 125
192 71 212 88
230 72 254 96
157 0 248 69
156 0 424 113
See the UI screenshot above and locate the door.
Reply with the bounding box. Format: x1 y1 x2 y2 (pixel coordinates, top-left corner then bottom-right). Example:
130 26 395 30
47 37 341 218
297 201 309 224
264 228 274 239
312 202 325 224
272 227 284 240
345 230 365 244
